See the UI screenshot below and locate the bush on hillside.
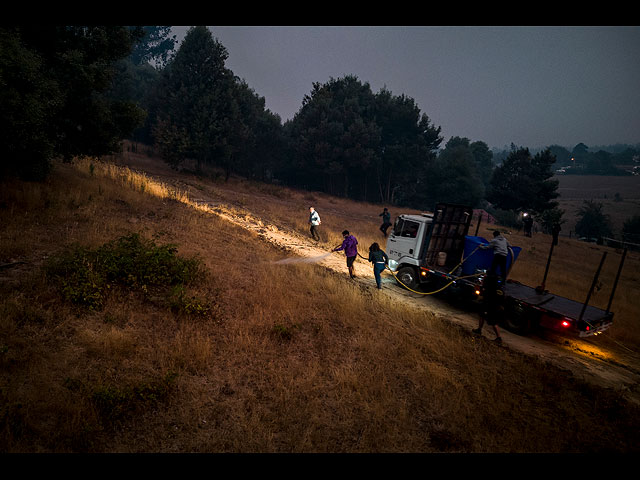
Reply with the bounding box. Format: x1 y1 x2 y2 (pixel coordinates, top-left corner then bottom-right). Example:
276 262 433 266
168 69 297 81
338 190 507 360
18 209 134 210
45 233 201 310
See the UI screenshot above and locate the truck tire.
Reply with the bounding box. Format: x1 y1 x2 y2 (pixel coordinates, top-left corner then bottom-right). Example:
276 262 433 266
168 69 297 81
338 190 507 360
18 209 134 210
396 266 418 290
504 301 539 335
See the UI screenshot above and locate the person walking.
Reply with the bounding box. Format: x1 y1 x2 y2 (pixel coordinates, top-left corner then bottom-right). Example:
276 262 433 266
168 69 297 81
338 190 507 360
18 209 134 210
309 206 321 241
333 230 358 278
472 274 504 343
368 242 388 289
480 230 510 283
379 208 392 237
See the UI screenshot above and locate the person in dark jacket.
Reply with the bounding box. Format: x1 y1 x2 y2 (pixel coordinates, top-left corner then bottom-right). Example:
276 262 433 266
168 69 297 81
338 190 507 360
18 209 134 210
368 242 388 289
379 208 392 237
333 230 358 278
472 273 504 343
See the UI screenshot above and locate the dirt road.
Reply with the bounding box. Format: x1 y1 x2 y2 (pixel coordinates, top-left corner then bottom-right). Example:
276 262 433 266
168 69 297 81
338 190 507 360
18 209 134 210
116 153 640 405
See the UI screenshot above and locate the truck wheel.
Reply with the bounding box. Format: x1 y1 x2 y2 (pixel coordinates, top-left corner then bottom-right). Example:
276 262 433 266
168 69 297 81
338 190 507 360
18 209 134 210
396 266 418 290
504 302 538 335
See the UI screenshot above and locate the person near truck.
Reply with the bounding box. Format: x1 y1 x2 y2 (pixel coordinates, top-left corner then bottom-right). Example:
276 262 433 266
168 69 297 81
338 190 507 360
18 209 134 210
309 206 321 241
379 208 392 237
368 242 388 289
480 230 510 283
472 274 504 343
333 230 358 279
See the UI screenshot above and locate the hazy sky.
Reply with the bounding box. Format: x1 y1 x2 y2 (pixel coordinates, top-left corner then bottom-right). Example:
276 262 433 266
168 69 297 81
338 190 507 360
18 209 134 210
171 26 640 150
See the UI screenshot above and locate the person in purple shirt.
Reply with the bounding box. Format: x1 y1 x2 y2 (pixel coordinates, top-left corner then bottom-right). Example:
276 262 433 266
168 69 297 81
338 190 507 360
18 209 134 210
333 230 359 279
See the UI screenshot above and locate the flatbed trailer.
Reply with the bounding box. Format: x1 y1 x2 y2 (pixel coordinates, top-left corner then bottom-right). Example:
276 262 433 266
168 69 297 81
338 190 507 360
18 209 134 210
501 280 614 337
409 249 618 338
386 203 625 339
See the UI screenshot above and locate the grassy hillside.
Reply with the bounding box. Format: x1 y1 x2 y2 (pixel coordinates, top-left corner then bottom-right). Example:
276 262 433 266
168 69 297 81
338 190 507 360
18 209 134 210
1 157 639 453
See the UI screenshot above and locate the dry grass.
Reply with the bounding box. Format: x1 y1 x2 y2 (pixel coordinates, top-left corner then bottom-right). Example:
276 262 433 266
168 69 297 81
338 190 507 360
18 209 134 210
1 157 639 453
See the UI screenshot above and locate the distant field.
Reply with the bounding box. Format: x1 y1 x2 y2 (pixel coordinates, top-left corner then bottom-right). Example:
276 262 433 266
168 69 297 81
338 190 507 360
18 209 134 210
554 174 640 236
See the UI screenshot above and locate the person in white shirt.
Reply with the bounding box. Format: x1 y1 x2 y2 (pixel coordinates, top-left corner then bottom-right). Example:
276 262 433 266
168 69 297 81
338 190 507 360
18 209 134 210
309 206 321 241
481 230 510 282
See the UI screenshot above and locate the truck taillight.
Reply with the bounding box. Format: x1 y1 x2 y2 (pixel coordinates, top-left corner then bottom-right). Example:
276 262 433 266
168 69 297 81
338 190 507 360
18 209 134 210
561 318 572 328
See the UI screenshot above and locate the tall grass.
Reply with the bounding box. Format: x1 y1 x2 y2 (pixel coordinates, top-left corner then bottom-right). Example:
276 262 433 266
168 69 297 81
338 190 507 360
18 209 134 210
1 157 639 452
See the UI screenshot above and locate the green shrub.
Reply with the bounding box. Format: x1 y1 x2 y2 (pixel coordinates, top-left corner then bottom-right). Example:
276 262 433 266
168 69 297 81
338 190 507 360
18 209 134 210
45 245 106 310
45 234 202 310
95 233 200 288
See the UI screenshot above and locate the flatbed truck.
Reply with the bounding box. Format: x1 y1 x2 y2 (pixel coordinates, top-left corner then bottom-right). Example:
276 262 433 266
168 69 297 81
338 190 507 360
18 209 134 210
385 203 621 338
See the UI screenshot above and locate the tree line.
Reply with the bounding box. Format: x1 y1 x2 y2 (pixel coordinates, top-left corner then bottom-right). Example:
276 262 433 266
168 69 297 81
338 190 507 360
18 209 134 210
4 25 637 239
546 143 638 176
122 27 560 217
1 26 148 180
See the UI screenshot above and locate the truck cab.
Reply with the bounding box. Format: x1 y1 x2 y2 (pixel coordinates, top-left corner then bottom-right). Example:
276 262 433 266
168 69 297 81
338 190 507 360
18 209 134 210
386 203 474 291
386 213 432 289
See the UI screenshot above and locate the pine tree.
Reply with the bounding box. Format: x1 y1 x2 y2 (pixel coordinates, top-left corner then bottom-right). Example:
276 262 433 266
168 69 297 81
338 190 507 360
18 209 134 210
152 26 233 171
151 26 281 179
575 200 612 240
487 147 559 215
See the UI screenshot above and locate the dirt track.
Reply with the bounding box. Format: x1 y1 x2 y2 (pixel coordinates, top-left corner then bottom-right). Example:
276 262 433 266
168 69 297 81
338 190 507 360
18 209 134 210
117 154 640 406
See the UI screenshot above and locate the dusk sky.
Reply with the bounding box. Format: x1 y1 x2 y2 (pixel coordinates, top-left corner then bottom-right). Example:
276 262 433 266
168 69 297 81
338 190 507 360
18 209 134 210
171 26 640 151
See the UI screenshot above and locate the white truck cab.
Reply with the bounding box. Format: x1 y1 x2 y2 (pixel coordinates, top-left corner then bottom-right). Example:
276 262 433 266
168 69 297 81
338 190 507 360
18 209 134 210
385 204 473 290
386 213 432 271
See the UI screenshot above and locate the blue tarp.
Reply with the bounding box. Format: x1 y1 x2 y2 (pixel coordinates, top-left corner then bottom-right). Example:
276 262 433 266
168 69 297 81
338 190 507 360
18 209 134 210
461 236 522 276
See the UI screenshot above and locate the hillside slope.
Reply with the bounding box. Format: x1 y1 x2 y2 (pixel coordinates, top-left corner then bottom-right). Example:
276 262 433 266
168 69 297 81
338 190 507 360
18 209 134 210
113 152 640 404
1 153 639 453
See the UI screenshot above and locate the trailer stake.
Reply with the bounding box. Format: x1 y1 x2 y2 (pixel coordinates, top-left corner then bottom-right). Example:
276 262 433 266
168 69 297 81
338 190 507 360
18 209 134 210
606 248 627 314
578 251 607 322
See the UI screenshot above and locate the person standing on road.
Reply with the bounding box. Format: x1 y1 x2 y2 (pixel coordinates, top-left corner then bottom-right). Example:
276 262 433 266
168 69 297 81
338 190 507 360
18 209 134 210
379 208 392 237
480 230 510 283
333 230 358 279
368 242 388 289
309 206 321 241
472 274 504 343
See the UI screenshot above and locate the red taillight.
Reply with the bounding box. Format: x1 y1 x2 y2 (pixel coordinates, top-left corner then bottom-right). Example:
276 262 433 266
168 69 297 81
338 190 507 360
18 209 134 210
561 320 570 327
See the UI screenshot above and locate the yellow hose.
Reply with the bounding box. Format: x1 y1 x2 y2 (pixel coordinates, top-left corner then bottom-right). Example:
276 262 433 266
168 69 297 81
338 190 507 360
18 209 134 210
350 243 485 295
386 267 483 295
